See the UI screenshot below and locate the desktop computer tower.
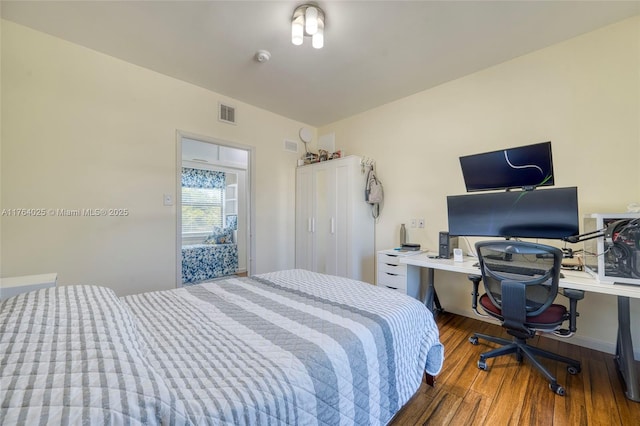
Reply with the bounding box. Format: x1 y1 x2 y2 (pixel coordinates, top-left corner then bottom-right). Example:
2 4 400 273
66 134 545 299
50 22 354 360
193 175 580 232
584 213 640 285
439 231 458 259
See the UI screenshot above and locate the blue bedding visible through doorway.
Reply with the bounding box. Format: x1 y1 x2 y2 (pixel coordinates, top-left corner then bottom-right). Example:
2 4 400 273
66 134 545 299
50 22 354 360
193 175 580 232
181 244 238 284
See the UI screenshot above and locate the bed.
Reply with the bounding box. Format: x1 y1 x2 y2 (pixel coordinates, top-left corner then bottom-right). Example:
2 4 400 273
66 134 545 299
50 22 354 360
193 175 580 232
1 269 444 425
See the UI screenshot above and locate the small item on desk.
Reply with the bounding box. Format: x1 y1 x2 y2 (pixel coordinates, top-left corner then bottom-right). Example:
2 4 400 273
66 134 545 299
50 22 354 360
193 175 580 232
562 255 583 271
401 243 421 251
453 248 464 262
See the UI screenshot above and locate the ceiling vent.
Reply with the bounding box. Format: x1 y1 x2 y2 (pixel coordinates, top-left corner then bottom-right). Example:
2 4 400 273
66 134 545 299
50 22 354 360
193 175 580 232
218 102 236 124
284 140 299 153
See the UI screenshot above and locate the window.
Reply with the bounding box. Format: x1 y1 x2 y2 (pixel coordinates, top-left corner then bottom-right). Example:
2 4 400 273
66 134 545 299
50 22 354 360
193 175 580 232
181 167 226 237
182 187 224 235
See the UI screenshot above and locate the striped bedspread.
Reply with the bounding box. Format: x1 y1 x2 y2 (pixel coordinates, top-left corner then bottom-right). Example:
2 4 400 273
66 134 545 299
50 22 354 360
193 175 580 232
0 285 190 425
1 269 443 425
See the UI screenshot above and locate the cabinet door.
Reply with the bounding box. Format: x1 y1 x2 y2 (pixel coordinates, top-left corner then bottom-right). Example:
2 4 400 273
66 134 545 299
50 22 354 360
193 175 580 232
295 166 314 270
312 162 337 275
333 161 350 277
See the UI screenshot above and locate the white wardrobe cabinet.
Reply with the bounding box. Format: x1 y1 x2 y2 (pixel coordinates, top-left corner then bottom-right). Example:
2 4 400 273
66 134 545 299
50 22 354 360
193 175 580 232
295 156 375 283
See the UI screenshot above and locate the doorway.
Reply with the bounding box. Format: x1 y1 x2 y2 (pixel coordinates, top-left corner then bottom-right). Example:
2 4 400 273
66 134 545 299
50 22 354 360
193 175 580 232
176 131 254 286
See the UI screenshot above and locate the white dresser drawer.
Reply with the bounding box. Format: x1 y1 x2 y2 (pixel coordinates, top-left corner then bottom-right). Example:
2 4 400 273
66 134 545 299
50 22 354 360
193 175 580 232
378 261 406 276
376 250 422 299
377 252 401 266
378 272 408 291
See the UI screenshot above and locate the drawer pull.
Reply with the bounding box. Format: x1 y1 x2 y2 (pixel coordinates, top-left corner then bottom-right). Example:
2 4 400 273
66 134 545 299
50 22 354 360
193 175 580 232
385 272 398 276
385 286 398 290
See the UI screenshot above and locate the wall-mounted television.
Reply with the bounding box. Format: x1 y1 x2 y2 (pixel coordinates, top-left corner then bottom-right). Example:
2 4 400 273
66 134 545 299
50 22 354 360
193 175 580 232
446 186 579 240
459 141 554 192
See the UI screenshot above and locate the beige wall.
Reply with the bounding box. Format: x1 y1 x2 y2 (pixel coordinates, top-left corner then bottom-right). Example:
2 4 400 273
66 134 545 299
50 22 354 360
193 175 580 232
1 20 309 295
2 15 639 357
319 16 640 356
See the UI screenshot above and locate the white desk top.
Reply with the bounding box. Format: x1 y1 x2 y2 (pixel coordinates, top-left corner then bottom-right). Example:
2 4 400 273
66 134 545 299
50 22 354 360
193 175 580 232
400 254 640 299
0 273 58 289
0 273 58 300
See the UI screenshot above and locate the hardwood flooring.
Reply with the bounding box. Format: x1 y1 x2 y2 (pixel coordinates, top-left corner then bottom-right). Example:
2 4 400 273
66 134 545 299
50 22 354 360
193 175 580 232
390 312 640 425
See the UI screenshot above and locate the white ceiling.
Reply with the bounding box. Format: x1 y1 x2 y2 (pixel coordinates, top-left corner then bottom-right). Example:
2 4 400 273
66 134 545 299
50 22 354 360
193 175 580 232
2 1 639 127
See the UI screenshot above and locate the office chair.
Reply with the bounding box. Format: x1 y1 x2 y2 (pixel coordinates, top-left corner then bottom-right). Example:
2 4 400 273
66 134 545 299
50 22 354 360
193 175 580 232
468 241 584 396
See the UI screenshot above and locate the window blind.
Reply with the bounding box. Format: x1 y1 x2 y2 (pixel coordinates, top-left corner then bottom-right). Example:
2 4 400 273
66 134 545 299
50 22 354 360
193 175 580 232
182 187 224 234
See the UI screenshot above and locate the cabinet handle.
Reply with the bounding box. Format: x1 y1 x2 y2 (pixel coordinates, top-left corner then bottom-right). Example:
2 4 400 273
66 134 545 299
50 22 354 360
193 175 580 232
308 218 312 233
330 217 335 234
385 263 398 268
311 218 315 233
385 286 398 290
385 272 398 276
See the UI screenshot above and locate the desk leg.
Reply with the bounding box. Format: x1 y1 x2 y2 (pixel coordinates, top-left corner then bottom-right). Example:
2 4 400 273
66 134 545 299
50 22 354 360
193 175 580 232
424 268 443 315
616 296 639 402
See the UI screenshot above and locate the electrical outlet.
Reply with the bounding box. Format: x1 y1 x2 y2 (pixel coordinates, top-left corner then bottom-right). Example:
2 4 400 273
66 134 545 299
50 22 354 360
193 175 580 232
410 219 417 228
418 218 425 228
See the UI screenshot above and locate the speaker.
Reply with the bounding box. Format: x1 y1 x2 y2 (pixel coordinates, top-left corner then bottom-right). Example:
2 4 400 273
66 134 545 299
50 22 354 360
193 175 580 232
439 231 458 259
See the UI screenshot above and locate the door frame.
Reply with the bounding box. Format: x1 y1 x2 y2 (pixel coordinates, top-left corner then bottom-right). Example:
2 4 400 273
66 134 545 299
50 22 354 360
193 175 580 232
175 130 256 287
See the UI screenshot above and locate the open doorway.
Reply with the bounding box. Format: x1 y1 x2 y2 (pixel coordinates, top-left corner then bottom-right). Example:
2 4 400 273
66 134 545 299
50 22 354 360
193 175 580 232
176 132 254 286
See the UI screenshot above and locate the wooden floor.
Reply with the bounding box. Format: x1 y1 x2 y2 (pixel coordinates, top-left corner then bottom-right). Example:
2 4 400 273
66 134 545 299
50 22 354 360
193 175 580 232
390 312 640 425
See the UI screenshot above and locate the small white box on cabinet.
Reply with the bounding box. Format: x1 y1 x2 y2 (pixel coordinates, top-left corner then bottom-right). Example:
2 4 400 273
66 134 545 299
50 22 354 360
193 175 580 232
0 273 58 300
376 250 421 300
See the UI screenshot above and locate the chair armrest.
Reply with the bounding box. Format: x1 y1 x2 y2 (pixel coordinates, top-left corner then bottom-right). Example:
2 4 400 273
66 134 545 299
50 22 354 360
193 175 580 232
561 288 584 333
562 288 584 300
467 274 483 315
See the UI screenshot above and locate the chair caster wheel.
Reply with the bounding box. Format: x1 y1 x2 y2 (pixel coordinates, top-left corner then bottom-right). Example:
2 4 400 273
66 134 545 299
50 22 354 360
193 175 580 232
469 336 478 345
550 383 566 396
567 365 580 375
477 360 488 371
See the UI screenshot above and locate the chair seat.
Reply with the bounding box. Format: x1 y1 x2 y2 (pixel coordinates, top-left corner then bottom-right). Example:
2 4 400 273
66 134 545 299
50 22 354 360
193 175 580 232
480 294 567 327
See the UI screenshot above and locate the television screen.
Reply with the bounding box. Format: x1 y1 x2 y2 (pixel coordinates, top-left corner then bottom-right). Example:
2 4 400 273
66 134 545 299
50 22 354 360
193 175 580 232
459 141 554 192
447 187 579 239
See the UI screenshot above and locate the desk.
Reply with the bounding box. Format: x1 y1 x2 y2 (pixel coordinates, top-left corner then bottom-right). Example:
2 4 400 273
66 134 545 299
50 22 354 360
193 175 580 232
400 253 640 402
0 273 58 300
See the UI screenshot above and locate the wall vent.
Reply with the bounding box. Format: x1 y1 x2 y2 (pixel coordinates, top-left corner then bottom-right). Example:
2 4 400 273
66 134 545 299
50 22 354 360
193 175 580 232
218 103 236 124
284 140 299 153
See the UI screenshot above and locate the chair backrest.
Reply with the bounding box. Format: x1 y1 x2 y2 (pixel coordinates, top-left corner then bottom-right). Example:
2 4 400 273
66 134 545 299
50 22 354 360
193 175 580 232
475 240 563 318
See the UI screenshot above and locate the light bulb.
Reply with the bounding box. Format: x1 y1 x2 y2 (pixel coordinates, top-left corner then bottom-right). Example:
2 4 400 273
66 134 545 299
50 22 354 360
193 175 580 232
291 16 304 45
305 6 318 35
312 23 324 49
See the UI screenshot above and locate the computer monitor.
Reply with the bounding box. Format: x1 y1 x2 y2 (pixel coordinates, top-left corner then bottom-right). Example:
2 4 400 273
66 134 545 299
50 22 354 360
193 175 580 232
459 141 554 192
447 187 579 240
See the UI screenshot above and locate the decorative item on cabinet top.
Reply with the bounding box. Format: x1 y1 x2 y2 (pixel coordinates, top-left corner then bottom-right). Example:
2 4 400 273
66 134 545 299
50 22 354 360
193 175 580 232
300 149 342 165
297 127 342 165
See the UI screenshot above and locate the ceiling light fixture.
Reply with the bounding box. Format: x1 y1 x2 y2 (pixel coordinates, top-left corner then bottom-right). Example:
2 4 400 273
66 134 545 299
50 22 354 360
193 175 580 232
291 4 325 49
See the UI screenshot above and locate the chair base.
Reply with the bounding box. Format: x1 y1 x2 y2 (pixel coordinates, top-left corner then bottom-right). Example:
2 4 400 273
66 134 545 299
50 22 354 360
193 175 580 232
470 332 581 396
